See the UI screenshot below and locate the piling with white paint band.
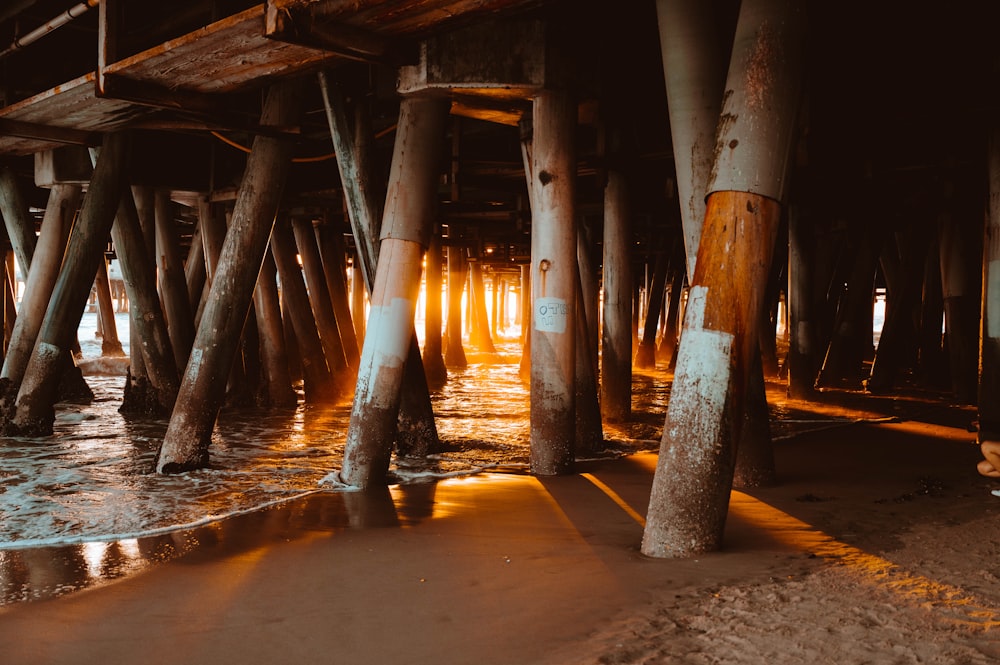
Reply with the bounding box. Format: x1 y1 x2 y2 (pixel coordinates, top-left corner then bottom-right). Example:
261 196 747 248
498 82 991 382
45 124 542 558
340 95 448 488
642 0 804 557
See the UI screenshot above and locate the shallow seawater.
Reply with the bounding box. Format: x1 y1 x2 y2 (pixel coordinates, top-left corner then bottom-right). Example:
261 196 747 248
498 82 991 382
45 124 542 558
0 316 663 553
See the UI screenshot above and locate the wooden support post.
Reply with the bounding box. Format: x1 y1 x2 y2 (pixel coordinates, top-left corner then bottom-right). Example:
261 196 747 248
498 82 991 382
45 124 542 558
282 287 303 382
656 0 729 282
444 239 468 367
113 189 179 415
662 266 685 365
155 190 196 372
340 96 447 488
601 169 632 422
1 184 81 389
351 262 366 346
575 262 603 455
816 219 882 388
156 79 304 473
918 233 946 386
9 134 128 434
3 254 14 355
529 89 577 476
867 227 927 393
184 223 207 317
733 350 776 487
292 216 351 392
468 261 496 353
939 212 979 403
125 186 155 387
634 242 669 369
271 218 336 401
253 251 297 407
319 71 439 455
316 222 360 371
0 167 38 276
423 228 447 387
642 0 804 557
94 254 124 356
786 203 818 397
981 127 1000 442
518 263 531 382
490 275 499 340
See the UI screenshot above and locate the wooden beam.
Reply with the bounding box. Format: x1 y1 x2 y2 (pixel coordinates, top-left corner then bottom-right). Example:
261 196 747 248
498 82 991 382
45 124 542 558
265 1 413 65
0 118 101 146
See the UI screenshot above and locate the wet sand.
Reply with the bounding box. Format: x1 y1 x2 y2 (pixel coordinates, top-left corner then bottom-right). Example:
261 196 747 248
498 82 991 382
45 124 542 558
2 387 999 664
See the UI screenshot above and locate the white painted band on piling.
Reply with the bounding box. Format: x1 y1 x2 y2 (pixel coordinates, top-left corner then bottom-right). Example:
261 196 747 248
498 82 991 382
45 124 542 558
686 285 708 330
664 327 734 452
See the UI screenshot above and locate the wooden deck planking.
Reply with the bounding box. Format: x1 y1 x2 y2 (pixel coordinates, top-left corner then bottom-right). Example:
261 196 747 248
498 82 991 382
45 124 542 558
104 6 339 94
0 0 542 157
0 74 149 156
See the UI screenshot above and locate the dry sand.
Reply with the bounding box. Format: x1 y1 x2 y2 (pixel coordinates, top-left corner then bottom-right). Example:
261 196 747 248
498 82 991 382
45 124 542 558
1 386 999 664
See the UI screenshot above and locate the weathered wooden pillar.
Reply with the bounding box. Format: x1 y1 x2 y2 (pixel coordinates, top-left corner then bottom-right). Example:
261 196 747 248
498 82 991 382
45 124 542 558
444 238 468 367
601 169 632 422
529 89 577 476
918 232 946 386
9 134 128 434
3 254 14 354
575 265 603 455
659 263 685 364
518 263 531 382
940 212 979 403
351 261 366 345
155 190 196 372
490 276 500 339
156 79 303 473
281 287 303 382
319 71 440 455
185 223 206 312
292 216 351 392
867 227 927 393
786 203 818 397
113 189 179 415
643 0 804 557
733 351 776 488
271 218 336 401
816 217 882 388
340 96 447 488
981 127 1000 443
423 228 447 386
468 261 496 353
94 254 124 356
634 242 669 369
2 256 12 355
656 0 729 282
125 186 156 388
0 167 38 278
316 222 360 371
252 251 296 407
1 184 81 389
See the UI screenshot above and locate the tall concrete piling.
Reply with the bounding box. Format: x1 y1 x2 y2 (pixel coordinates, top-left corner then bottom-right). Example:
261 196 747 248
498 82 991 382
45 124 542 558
156 79 304 473
339 96 448 488
642 0 805 557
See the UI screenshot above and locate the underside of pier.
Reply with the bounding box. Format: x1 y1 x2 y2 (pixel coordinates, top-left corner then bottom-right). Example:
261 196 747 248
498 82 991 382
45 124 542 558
0 0 998 560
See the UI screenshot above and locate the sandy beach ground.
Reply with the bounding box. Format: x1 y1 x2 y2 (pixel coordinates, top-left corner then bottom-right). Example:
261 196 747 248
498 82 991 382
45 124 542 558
1 378 998 664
